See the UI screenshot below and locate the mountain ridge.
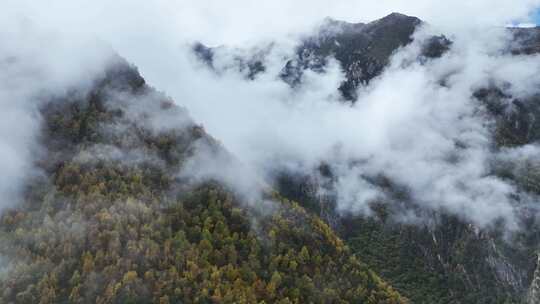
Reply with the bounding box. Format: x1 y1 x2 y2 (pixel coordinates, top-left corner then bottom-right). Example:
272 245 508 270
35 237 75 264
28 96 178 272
0 51 407 303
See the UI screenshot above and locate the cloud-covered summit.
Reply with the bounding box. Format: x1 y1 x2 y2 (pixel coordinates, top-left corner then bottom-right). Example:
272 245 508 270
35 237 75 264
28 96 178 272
179 13 540 232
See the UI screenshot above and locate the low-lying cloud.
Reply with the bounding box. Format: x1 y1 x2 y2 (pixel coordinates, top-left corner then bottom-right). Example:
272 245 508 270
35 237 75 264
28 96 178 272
2 0 540 232
0 16 119 210
167 25 540 231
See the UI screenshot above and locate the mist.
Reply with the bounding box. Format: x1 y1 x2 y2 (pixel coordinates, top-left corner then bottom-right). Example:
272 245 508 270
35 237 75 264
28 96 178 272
2 0 540 232
0 17 119 210
172 25 540 230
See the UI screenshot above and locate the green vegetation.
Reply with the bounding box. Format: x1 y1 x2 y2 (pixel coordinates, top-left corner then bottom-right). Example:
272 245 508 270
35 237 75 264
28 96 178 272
343 216 532 304
275 170 535 304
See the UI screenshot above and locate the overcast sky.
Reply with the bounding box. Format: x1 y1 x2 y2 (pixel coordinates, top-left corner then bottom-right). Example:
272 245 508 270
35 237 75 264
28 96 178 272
1 1 538 95
6 1 540 44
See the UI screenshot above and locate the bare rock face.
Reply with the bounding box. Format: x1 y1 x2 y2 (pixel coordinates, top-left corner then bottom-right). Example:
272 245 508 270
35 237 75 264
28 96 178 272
510 27 540 55
528 255 540 304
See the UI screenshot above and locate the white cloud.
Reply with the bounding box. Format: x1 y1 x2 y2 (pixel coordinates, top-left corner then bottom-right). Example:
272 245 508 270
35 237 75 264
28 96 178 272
0 14 117 210
4 0 540 45
1 0 540 230
160 24 540 230
508 23 538 28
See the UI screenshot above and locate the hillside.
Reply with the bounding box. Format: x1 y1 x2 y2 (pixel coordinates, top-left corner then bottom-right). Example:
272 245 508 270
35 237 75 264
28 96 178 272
0 54 405 303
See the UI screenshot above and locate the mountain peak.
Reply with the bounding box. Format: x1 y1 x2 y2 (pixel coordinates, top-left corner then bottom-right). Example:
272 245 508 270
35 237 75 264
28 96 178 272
369 12 422 27
385 12 413 18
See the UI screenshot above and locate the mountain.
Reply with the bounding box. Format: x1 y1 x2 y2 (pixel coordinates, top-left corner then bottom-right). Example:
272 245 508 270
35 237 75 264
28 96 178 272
0 53 405 303
194 12 450 101
193 13 540 304
510 27 540 55
279 12 436 101
4 11 540 304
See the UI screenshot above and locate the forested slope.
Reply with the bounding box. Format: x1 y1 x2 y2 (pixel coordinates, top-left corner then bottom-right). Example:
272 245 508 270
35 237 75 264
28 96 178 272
0 55 405 304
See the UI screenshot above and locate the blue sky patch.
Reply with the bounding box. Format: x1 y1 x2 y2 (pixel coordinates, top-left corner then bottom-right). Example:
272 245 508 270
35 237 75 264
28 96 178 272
534 9 540 25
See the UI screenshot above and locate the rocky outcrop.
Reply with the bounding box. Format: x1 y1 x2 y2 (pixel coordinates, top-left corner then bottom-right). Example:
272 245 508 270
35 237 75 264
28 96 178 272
510 27 540 55
528 254 540 304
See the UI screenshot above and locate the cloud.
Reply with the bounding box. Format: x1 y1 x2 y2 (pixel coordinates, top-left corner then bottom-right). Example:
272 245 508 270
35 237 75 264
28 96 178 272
6 0 540 46
0 13 117 210
160 24 540 231
178 138 274 210
2 0 540 231
508 23 538 28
